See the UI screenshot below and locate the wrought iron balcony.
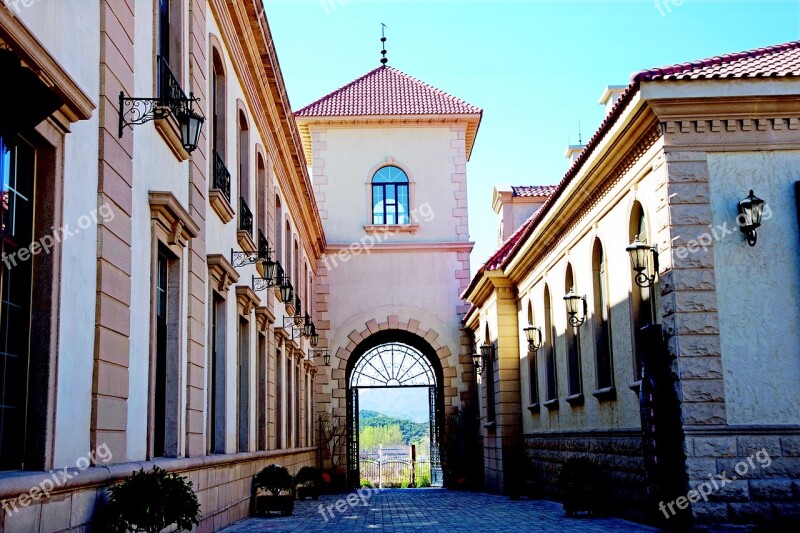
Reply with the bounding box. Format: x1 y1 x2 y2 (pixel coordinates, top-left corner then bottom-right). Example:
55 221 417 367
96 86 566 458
239 197 253 238
258 231 270 262
157 56 189 117
213 151 231 202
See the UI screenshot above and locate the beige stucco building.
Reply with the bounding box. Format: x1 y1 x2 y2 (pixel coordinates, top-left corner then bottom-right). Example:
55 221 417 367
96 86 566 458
464 41 800 527
0 1 324 530
295 65 481 486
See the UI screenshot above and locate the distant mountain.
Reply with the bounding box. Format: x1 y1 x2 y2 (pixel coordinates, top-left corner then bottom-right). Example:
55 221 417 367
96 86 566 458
358 387 429 423
360 410 428 445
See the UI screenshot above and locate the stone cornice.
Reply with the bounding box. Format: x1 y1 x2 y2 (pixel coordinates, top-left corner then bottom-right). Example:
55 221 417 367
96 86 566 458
326 241 474 254
296 114 482 161
235 285 261 315
207 254 240 293
0 10 95 125
209 0 326 262
149 192 201 246
255 306 275 332
505 111 662 280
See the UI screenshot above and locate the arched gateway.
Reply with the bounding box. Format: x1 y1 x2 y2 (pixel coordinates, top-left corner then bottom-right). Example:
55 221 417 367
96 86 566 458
346 330 445 487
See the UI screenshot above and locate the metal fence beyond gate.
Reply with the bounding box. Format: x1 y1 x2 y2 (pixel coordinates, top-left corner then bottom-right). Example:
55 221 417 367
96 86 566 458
360 458 435 488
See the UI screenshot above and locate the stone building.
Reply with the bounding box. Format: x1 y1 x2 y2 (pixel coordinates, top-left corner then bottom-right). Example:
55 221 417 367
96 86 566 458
463 41 800 526
295 65 481 486
0 1 323 530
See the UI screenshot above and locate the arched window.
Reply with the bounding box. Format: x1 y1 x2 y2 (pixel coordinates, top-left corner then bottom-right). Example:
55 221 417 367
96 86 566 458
274 195 282 265
527 301 539 407
372 166 409 225
256 154 266 238
543 285 558 402
593 239 614 391
284 221 291 275
629 202 652 380
211 49 226 157
237 112 251 235
565 265 582 398
211 48 229 201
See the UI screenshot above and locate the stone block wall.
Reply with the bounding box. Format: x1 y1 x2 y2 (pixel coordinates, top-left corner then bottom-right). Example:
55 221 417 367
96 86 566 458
523 431 647 519
0 449 315 532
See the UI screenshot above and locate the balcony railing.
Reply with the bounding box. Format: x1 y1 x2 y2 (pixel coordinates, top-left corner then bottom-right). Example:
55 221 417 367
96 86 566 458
258 230 269 262
239 197 253 238
213 151 231 202
157 56 188 117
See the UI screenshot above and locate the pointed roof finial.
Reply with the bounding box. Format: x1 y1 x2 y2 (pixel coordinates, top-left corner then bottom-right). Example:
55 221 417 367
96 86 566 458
380 23 388 66
578 121 582 145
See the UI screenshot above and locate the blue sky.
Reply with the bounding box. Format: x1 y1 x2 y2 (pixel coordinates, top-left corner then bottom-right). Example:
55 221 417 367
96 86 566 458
265 0 799 274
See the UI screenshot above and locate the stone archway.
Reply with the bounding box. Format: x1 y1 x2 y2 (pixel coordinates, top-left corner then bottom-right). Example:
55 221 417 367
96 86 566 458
343 330 446 488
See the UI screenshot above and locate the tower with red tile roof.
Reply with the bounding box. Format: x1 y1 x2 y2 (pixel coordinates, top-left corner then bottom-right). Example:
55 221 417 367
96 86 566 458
296 64 483 486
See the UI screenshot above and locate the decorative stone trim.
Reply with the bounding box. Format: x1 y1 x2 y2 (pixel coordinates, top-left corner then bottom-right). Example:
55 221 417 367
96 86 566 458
0 11 95 124
207 254 239 293
209 189 235 224
661 117 800 135
515 123 662 274
235 286 260 316
363 224 419 234
154 113 190 161
237 230 256 254
148 192 201 246
255 306 274 332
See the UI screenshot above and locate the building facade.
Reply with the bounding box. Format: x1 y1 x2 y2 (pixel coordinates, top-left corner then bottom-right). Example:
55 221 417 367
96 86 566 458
464 41 800 527
0 1 323 531
295 65 481 486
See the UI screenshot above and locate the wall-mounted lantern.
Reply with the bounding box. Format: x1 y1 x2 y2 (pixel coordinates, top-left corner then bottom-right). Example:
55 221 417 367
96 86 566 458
563 289 588 327
523 324 542 351
738 190 766 247
626 234 659 288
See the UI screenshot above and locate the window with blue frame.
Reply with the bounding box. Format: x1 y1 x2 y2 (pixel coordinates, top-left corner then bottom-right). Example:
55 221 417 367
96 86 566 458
371 166 409 225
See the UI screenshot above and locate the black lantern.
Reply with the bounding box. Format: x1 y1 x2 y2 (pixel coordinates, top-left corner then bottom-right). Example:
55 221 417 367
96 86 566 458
738 190 765 247
308 348 329 365
119 91 204 154
304 315 314 338
563 289 587 327
279 277 293 304
626 234 659 288
523 324 542 351
471 352 485 375
264 257 277 282
178 108 204 153
310 327 320 348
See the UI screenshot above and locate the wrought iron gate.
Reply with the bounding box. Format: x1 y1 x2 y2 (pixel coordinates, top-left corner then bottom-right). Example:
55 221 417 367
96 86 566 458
346 342 442 488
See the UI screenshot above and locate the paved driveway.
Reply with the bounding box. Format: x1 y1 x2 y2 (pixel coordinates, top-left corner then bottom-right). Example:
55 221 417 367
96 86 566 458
220 488 659 532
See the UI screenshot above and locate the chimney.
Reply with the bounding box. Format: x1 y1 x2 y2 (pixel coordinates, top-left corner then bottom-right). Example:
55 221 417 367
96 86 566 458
564 145 584 164
599 85 626 116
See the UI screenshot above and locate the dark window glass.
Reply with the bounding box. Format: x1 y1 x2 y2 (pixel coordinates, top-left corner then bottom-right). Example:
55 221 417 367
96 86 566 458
594 243 614 389
153 248 169 458
0 135 35 470
372 166 409 224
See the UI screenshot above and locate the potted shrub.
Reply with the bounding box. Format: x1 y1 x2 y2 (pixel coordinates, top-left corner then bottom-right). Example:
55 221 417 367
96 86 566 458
254 464 294 516
294 466 322 501
557 457 603 517
105 466 201 533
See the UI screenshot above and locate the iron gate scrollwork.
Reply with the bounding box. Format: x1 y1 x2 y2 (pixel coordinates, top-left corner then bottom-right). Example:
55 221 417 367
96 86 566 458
347 342 442 488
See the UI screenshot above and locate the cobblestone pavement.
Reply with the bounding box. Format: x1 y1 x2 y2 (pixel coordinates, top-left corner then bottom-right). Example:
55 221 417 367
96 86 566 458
220 488 660 532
